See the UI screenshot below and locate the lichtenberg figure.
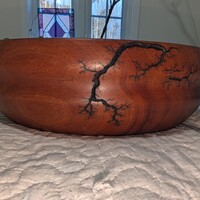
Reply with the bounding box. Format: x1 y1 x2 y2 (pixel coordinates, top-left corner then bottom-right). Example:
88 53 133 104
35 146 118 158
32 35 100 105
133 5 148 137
80 41 196 126
80 41 177 126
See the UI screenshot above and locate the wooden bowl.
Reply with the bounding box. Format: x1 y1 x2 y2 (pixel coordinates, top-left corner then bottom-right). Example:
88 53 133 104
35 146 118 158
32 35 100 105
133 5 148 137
0 38 200 135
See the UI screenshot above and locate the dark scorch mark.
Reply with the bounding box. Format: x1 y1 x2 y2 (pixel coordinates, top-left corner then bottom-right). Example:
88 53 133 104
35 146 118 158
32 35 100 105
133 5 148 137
80 41 175 125
165 64 198 87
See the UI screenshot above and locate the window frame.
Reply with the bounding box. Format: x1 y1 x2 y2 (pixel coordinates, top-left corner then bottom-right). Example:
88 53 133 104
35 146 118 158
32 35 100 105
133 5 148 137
26 0 141 39
90 0 124 39
76 0 141 40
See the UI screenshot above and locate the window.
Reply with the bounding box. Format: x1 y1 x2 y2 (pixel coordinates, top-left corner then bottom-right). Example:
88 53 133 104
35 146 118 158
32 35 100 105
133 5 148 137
76 0 141 40
38 0 74 38
39 0 72 8
91 0 123 39
28 0 141 40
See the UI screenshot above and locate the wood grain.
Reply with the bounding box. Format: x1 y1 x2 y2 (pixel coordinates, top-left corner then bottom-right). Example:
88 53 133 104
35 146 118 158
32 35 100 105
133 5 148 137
0 38 200 135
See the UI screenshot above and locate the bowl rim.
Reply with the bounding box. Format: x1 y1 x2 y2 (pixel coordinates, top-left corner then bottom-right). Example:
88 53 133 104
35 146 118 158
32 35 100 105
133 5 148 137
1 38 200 49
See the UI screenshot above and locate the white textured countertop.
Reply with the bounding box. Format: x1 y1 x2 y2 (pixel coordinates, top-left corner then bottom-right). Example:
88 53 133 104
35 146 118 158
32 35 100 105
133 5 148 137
0 108 200 200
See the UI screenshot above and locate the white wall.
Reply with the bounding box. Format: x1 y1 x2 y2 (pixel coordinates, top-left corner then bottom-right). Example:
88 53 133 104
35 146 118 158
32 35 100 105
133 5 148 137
138 0 200 46
0 0 29 39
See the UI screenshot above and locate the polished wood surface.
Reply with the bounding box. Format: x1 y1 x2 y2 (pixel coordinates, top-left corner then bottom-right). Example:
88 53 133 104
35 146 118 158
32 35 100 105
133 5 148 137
0 38 200 135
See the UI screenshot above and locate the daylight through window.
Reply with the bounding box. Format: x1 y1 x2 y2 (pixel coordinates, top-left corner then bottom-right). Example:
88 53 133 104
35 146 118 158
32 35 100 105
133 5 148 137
39 0 72 8
91 0 123 39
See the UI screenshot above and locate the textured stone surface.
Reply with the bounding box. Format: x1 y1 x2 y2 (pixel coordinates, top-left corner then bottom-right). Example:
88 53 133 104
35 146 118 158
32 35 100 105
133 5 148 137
0 108 200 200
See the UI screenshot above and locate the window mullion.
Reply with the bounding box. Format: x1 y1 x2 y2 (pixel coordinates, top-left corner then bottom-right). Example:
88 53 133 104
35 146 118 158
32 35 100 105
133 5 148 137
90 0 123 39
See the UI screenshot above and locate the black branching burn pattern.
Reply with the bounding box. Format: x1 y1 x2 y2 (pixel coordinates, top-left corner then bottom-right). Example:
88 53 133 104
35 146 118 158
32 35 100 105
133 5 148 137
79 41 195 126
165 64 198 88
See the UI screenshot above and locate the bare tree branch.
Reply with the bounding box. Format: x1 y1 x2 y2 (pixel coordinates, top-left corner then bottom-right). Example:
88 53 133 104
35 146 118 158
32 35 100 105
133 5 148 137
100 0 121 39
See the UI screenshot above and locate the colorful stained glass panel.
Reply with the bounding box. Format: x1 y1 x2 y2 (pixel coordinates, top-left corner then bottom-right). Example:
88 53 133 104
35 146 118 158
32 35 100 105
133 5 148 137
38 8 74 38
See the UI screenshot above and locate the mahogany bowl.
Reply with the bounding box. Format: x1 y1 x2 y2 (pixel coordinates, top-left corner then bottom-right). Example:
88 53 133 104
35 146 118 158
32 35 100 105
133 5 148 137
0 38 200 136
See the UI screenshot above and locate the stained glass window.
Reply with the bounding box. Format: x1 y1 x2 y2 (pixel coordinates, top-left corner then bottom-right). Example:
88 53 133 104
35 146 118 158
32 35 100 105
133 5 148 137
38 0 74 38
91 0 123 39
